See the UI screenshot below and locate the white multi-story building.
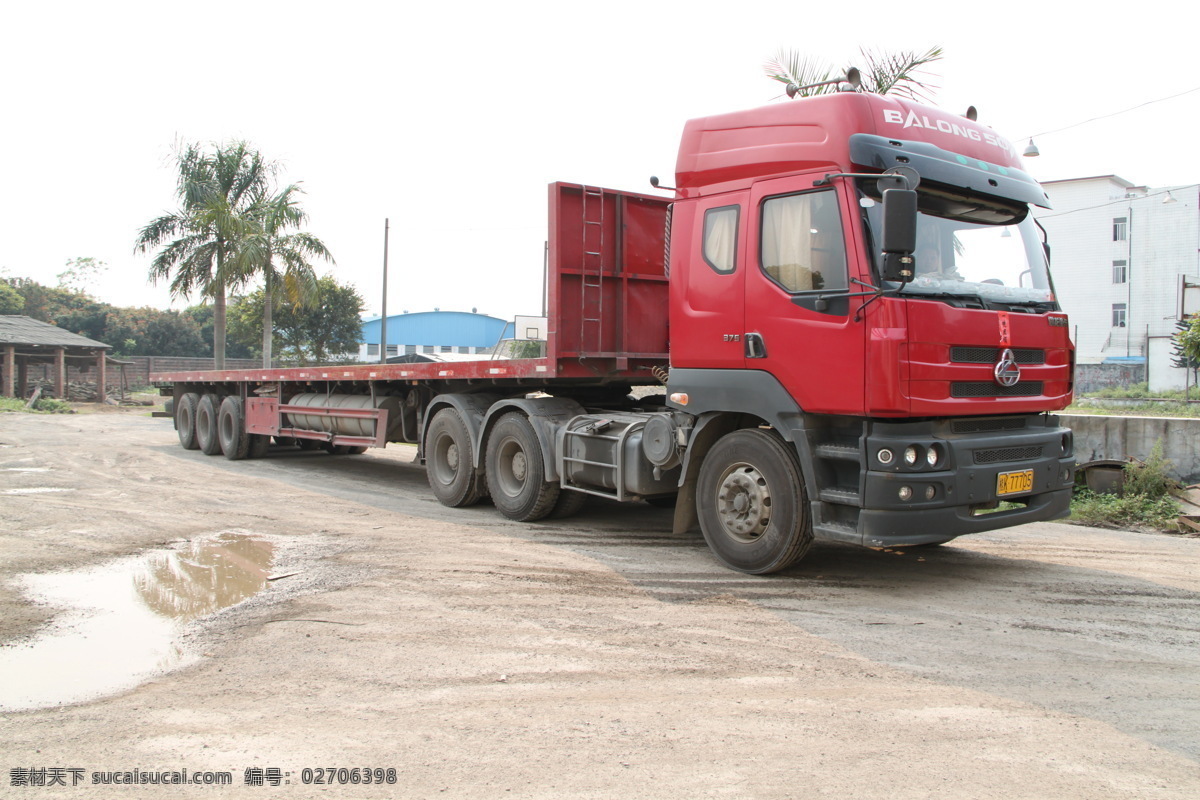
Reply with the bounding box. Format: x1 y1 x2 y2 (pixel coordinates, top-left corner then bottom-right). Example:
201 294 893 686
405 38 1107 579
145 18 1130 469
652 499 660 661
1034 176 1200 390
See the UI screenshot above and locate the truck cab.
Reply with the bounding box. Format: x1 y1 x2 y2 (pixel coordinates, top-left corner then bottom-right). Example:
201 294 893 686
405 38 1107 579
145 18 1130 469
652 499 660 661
664 91 1074 570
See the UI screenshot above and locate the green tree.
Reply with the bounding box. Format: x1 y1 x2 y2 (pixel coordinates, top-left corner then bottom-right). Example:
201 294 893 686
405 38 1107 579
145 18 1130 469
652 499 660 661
135 141 271 369
56 257 108 294
5 277 108 338
236 184 334 367
229 276 363 365
0 282 24 314
103 307 209 357
764 46 943 101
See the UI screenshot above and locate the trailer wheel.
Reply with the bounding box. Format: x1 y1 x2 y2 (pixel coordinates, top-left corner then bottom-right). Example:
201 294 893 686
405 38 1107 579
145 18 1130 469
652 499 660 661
426 408 485 507
486 412 559 521
697 429 812 574
297 438 321 451
218 396 251 460
196 393 224 456
176 392 201 450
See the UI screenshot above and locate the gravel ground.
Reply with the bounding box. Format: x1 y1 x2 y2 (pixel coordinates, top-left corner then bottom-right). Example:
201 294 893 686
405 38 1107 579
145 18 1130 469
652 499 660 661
1 408 1198 799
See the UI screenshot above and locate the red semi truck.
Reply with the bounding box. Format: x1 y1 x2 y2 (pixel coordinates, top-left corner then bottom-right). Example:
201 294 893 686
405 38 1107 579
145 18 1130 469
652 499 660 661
156 86 1075 574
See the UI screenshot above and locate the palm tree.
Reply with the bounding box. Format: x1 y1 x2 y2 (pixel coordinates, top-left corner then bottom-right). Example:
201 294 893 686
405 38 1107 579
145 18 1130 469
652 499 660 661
765 46 943 101
135 141 271 369
237 184 334 366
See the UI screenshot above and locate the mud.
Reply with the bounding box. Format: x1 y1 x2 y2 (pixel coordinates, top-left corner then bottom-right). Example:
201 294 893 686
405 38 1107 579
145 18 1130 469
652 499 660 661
1 408 1199 798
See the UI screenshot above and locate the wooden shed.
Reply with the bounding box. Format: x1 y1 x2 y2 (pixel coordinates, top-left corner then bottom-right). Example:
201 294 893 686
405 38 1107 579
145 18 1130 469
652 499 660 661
0 316 112 402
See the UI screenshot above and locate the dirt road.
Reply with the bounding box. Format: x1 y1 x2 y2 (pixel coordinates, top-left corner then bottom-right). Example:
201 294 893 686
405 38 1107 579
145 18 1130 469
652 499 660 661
2 409 1199 798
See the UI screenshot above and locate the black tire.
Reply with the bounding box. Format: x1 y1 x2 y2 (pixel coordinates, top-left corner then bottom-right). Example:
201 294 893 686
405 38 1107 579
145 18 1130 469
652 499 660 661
547 487 588 519
426 408 485 507
196 393 223 456
343 445 368 455
218 396 250 460
176 392 201 450
486 412 559 521
297 438 321 451
696 429 812 574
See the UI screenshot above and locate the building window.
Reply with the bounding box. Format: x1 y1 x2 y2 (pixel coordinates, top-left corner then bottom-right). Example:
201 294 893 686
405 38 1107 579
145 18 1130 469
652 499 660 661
1113 216 1128 241
423 345 435 353
440 345 453 353
405 345 417 355
1112 303 1127 328
1112 260 1127 284
386 345 398 356
367 343 379 356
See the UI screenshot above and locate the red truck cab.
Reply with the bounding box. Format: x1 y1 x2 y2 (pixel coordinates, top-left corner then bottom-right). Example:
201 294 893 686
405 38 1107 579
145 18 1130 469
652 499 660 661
663 91 1074 567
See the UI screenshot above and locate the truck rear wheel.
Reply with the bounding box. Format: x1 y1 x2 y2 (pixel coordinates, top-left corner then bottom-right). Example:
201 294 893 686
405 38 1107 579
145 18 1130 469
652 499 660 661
426 408 485 507
196 393 223 456
176 392 200 450
486 412 559 521
218 396 251 460
697 429 812 574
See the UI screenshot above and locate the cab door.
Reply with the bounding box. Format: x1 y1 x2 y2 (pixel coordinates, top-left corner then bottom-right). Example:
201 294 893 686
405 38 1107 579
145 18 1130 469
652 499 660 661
745 175 865 415
669 193 748 370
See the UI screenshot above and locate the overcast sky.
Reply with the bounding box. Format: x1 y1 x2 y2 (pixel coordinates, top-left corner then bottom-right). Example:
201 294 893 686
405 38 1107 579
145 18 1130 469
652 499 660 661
2 0 1197 323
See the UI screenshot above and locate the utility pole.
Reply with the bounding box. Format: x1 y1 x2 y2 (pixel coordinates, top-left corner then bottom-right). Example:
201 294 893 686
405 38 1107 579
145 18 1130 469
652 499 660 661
380 219 389 365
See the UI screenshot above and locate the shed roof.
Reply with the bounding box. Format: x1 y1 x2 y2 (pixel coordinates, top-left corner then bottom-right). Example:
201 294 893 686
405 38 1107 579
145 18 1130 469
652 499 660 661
0 316 111 349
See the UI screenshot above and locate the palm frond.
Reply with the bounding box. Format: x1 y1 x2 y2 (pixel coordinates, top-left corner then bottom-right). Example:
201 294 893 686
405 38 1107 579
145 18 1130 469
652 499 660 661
763 48 837 96
857 46 943 101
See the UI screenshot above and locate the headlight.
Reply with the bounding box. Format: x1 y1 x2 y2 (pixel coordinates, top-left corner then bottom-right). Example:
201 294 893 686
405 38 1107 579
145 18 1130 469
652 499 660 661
904 446 919 466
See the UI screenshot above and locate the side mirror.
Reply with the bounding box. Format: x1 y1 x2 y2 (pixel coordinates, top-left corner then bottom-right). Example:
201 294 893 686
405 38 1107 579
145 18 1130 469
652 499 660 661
881 188 918 283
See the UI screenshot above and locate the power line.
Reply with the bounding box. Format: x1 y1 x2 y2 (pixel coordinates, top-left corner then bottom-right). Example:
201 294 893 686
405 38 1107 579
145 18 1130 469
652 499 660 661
1023 86 1200 140
1037 186 1196 219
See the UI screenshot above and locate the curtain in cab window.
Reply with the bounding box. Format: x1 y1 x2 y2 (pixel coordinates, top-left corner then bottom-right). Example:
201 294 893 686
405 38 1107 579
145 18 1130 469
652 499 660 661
703 206 738 274
761 190 847 292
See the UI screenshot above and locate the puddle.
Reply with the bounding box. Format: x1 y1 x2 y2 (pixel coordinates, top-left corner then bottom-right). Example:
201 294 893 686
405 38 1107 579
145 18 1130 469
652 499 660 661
0 532 275 711
3 487 73 495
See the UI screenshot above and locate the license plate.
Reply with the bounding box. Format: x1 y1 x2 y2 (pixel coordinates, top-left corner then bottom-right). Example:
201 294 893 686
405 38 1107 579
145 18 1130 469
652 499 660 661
996 469 1034 496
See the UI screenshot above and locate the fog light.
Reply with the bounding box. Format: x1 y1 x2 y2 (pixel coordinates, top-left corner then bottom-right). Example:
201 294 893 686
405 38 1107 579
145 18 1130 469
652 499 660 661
878 448 895 465
1062 468 1072 483
904 446 919 466
899 486 913 501
925 486 936 500
926 445 940 468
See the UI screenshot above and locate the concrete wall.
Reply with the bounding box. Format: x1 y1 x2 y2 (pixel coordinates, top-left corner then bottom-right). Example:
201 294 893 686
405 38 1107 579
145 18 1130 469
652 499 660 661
1062 413 1200 483
1074 362 1145 393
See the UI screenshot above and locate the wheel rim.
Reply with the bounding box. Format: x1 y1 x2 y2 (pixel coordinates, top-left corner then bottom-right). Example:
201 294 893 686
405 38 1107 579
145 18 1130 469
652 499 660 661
715 462 772 542
495 437 527 497
432 432 460 486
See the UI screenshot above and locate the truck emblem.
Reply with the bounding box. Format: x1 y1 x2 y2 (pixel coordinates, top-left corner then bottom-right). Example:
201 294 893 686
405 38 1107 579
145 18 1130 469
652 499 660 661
994 348 1021 387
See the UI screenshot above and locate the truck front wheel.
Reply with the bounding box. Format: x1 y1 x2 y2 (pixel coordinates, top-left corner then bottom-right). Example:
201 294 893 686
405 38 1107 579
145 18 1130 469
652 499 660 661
426 408 485 507
486 412 560 521
697 429 812 574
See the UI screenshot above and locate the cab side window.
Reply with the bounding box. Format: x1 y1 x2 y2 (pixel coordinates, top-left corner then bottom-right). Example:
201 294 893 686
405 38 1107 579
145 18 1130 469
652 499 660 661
760 190 847 292
702 205 739 274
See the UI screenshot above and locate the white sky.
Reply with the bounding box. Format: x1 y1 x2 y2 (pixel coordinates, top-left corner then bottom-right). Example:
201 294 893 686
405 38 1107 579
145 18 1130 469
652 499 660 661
2 0 1197 323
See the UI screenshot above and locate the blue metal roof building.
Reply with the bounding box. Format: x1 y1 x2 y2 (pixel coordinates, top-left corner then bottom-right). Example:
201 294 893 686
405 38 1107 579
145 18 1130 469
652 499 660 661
357 311 514 360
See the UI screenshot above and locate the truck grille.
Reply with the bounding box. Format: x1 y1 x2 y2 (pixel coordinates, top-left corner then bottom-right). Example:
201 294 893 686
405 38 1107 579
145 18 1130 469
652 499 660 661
952 418 1027 434
951 382 1043 398
951 347 1044 364
974 445 1043 465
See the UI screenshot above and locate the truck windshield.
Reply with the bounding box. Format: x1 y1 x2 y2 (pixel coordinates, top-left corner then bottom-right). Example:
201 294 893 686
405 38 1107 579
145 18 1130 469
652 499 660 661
858 182 1056 308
